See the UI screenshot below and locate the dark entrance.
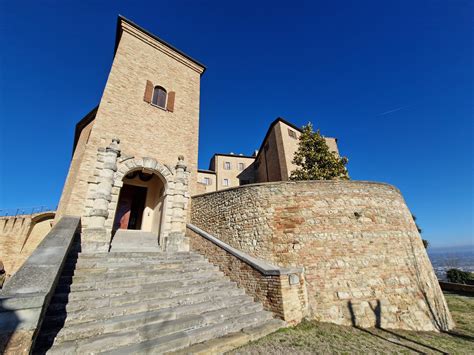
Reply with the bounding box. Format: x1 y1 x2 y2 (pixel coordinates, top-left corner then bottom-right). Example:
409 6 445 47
113 184 147 230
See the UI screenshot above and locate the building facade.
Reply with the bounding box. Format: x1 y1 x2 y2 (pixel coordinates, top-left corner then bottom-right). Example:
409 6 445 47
56 17 343 250
197 118 340 193
56 16 205 252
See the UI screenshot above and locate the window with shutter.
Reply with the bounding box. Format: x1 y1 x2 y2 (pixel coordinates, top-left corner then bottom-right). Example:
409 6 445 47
152 86 167 108
144 80 153 103
167 91 175 112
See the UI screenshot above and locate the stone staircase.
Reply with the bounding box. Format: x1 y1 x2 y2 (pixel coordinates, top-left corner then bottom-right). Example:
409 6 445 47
34 248 284 354
110 230 159 252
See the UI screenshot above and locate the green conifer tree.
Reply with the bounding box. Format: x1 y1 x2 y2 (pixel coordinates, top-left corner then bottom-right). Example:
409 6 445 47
290 122 349 180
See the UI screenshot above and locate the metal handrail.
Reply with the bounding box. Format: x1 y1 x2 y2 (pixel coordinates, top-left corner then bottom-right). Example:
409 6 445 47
0 206 57 217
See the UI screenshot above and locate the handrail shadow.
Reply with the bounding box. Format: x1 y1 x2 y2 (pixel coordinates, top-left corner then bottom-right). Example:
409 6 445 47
348 300 449 354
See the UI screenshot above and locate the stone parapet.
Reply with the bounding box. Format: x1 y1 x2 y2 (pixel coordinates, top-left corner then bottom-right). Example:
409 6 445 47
0 216 80 354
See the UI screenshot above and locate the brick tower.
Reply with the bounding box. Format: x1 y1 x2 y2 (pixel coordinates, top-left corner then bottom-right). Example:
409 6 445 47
56 16 206 252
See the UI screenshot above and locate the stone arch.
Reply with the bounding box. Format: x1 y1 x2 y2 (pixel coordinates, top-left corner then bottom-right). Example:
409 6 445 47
110 157 175 246
115 157 174 187
21 212 55 253
82 138 190 252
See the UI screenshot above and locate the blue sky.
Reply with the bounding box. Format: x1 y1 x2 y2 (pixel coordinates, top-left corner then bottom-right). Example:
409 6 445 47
0 0 472 247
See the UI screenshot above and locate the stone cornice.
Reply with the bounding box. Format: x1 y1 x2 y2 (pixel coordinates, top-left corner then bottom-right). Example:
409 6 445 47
120 21 205 76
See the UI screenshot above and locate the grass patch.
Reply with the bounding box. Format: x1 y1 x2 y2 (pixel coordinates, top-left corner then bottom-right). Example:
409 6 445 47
229 292 474 354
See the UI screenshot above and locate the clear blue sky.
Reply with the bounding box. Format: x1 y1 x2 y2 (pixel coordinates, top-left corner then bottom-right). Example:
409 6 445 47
0 0 472 247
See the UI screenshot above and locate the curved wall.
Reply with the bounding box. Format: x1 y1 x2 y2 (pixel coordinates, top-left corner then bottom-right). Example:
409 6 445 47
191 181 453 331
0 212 55 278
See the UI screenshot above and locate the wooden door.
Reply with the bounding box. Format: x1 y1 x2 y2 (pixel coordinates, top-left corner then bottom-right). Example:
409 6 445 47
113 184 147 230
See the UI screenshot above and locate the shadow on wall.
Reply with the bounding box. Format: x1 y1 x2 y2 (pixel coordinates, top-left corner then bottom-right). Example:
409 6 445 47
347 300 461 354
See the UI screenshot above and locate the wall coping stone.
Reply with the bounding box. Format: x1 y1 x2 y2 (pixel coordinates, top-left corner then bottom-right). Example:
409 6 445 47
0 211 56 221
0 216 80 351
187 223 302 276
439 281 474 294
191 179 401 198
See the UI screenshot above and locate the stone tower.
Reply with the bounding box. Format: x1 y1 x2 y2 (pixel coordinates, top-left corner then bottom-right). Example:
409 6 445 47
55 16 206 252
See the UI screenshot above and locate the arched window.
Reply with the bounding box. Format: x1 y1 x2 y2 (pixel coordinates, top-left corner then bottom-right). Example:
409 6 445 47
152 86 167 108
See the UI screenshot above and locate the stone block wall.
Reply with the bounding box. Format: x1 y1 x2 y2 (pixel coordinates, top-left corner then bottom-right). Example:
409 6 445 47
190 180 454 331
186 227 307 324
0 213 55 279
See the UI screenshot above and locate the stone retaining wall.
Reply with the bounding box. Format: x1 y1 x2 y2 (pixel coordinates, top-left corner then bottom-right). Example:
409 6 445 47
190 180 454 331
439 281 474 294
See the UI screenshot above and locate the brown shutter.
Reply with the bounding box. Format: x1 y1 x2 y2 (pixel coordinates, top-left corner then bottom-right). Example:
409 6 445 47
144 80 153 103
167 91 175 112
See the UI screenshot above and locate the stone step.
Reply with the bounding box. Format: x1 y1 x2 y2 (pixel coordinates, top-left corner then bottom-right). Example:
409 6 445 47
76 251 200 259
111 230 157 241
170 318 286 355
51 275 230 303
43 288 248 328
183 310 274 346
48 306 272 354
65 254 205 269
65 258 206 271
45 297 262 345
60 261 218 282
100 310 275 355
62 263 192 277
56 269 224 293
48 278 237 314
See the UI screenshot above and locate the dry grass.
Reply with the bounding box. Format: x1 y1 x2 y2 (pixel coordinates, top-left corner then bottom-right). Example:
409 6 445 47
230 292 474 354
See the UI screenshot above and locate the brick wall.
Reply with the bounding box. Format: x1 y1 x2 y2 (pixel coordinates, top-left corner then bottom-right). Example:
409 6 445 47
190 180 454 331
186 227 307 324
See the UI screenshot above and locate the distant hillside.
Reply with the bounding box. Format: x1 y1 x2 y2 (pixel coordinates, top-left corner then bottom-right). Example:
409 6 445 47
428 245 474 280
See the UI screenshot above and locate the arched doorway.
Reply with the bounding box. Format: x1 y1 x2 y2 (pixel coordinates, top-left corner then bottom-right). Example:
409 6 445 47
112 169 166 240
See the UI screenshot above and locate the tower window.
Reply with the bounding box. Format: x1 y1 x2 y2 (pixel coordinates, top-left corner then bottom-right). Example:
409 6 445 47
238 162 245 171
152 86 167 108
224 162 231 170
223 179 229 186
203 177 211 185
288 129 297 139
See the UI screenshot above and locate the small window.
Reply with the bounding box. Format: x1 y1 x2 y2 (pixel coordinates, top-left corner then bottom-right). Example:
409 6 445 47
152 86 167 108
203 177 211 185
238 162 245 171
224 162 231 170
223 179 229 187
288 129 297 139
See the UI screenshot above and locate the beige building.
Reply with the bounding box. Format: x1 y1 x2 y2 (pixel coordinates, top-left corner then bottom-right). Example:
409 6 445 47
55 16 205 252
51 16 343 251
197 118 340 193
